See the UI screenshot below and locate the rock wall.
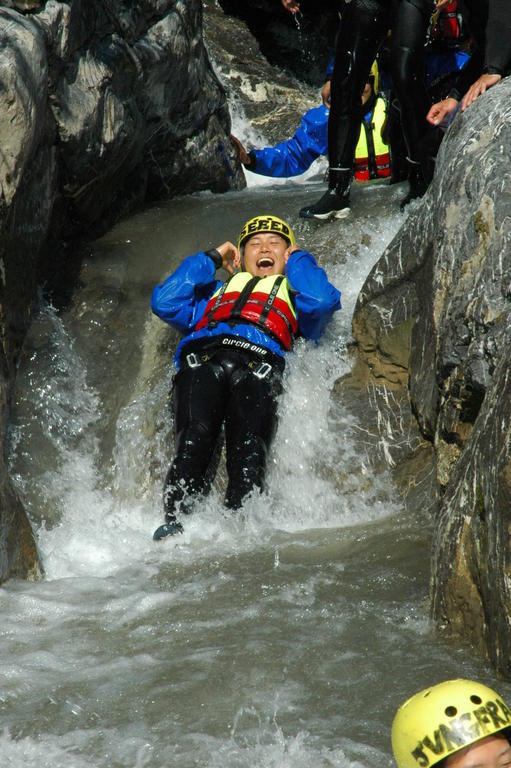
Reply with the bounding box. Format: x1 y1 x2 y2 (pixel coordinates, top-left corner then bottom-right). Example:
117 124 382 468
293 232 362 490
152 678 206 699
203 0 318 147
349 77 511 676
0 0 244 583
216 0 338 86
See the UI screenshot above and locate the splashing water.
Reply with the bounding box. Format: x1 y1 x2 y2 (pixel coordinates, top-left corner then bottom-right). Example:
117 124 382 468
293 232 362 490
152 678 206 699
4 184 508 767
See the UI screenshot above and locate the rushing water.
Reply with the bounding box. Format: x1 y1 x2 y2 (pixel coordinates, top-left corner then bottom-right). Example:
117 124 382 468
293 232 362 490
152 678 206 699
3 180 510 767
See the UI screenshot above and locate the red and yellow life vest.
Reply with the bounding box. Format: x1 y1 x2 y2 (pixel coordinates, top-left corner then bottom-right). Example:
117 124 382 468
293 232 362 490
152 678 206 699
355 97 390 182
195 272 298 351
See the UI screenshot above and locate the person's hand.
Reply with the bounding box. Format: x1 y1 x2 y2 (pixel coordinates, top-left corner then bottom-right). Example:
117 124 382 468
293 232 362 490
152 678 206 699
231 134 251 166
461 73 501 110
216 241 241 274
426 97 459 126
321 80 331 107
284 244 300 263
281 0 300 13
435 0 452 9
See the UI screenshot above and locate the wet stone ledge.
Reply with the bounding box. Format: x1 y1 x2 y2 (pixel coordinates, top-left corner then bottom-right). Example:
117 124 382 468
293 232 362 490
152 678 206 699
346 76 511 678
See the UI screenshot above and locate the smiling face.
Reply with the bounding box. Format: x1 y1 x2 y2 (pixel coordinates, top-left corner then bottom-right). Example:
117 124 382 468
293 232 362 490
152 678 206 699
242 232 288 277
445 735 511 768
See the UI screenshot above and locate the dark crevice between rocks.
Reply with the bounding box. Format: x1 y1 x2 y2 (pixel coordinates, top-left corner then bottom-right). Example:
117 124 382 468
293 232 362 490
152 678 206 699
217 0 339 86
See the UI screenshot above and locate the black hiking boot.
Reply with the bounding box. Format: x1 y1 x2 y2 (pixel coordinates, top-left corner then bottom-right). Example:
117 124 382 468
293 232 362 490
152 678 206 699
299 168 352 221
299 188 350 220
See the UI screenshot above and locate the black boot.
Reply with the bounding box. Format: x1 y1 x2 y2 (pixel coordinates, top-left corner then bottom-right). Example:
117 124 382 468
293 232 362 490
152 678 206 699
153 515 184 540
299 168 352 220
400 158 429 210
153 493 185 539
153 474 187 540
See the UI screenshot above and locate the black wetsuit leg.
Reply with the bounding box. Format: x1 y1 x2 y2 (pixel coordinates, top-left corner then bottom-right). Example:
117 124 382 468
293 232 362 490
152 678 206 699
163 348 283 517
389 0 433 164
163 360 227 518
298 0 391 218
223 362 282 509
328 0 391 175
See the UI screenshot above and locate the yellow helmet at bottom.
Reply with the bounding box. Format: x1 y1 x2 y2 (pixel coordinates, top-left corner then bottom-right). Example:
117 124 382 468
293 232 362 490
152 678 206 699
392 680 511 768
238 214 296 251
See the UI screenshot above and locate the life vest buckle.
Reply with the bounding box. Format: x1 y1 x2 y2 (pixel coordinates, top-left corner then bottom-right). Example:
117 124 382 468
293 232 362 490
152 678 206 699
253 361 272 380
185 352 201 368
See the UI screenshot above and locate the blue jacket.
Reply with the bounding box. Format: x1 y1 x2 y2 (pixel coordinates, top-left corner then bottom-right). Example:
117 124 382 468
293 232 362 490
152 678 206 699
151 250 341 366
250 105 328 178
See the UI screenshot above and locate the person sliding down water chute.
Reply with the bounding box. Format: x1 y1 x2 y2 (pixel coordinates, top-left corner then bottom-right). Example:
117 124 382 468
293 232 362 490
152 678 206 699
150 215 341 540
392 680 511 768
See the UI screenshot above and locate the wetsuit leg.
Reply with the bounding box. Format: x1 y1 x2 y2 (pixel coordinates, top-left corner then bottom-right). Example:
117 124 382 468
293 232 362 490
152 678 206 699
223 365 283 510
328 0 391 174
299 0 390 219
390 0 433 164
163 361 227 519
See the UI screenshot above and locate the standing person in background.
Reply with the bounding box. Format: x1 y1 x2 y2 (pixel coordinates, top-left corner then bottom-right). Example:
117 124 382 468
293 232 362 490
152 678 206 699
392 679 511 768
282 0 438 218
427 0 511 128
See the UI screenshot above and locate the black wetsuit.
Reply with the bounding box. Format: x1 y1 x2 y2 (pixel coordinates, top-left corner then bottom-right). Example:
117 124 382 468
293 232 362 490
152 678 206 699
163 342 284 515
450 0 511 100
328 0 435 172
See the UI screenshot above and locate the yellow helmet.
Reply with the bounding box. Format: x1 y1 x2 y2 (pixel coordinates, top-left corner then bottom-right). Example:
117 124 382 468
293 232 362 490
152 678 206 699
392 680 511 768
238 215 296 251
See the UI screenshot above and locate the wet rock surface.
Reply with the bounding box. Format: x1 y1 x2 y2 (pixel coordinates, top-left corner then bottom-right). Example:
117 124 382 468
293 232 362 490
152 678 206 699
216 0 338 87
203 0 318 146
0 0 244 582
349 77 511 675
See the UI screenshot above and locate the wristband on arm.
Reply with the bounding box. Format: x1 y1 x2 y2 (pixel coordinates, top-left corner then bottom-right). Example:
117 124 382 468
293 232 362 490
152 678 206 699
205 249 223 269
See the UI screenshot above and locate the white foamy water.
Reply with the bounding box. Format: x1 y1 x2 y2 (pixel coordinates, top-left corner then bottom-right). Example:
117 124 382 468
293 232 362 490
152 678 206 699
3 185 508 767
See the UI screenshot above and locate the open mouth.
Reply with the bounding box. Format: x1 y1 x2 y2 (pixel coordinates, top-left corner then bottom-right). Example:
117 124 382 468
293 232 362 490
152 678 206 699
257 257 274 268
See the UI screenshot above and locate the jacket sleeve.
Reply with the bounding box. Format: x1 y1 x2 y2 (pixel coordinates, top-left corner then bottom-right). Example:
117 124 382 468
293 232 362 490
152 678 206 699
250 106 328 178
150 252 222 335
285 250 341 341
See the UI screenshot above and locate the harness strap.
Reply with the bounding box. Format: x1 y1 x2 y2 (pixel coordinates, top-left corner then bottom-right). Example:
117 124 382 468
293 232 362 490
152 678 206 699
363 118 378 180
230 275 261 317
258 275 285 325
206 279 230 319
271 304 295 334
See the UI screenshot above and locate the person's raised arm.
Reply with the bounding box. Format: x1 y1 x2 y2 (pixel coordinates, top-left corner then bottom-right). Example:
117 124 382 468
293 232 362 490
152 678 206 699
213 241 242 274
285 246 341 340
150 246 237 333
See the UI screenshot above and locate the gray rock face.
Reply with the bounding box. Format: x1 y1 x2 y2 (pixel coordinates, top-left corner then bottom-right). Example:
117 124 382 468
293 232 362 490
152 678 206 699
203 0 318 146
216 0 338 86
0 0 244 583
350 77 511 676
